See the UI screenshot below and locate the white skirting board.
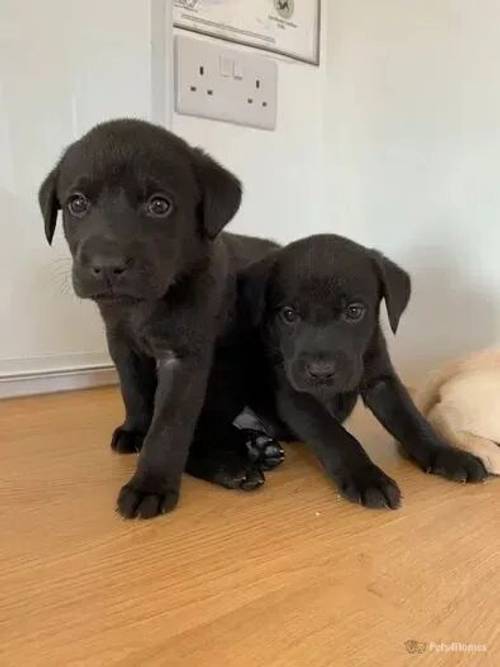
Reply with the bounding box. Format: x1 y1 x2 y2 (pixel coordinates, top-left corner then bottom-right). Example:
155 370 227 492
0 365 118 399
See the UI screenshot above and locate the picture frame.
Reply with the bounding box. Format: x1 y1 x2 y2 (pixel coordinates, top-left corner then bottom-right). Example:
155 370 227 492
173 0 321 65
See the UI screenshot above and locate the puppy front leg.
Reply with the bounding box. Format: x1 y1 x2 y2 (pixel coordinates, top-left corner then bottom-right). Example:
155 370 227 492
361 347 487 483
107 335 156 454
277 390 401 509
116 351 212 519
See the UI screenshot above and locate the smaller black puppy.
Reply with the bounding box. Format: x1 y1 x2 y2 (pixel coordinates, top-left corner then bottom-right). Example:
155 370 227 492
240 234 487 509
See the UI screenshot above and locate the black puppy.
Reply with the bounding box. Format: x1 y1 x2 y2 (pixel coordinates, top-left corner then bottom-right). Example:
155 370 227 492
240 234 487 509
39 119 282 519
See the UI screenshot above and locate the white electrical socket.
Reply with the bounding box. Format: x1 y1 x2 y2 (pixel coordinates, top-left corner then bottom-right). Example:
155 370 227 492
175 34 278 131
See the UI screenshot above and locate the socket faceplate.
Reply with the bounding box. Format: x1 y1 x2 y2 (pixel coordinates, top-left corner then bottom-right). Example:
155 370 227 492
175 34 277 130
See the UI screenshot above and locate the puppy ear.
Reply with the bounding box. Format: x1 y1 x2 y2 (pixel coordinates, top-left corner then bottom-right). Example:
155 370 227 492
239 254 277 327
372 251 411 333
38 167 60 245
192 148 242 239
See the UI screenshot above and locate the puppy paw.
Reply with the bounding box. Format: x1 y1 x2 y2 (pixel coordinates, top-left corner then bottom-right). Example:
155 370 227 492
214 463 265 491
241 429 285 471
117 480 179 519
337 465 402 509
110 427 145 454
422 448 487 483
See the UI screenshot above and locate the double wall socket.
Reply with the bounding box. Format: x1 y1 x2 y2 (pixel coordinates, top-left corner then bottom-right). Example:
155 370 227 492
174 34 278 130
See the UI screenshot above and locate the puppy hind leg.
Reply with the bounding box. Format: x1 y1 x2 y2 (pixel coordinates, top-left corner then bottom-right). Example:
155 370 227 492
240 428 285 470
234 408 285 470
192 354 285 484
186 421 265 490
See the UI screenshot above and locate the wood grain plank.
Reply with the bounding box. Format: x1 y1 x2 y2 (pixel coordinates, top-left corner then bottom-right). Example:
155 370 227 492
0 388 498 666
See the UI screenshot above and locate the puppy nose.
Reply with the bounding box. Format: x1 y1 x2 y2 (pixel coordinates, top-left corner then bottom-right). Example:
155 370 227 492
306 360 336 380
90 256 132 278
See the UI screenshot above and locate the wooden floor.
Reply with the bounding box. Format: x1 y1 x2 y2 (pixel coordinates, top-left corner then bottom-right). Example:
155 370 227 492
1 387 498 666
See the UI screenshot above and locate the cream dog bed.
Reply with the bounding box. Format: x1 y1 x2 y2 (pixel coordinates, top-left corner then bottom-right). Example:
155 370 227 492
414 348 500 475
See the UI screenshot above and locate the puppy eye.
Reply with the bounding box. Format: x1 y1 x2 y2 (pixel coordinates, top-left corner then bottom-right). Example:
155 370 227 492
146 194 172 218
280 306 299 324
345 303 365 322
67 193 90 217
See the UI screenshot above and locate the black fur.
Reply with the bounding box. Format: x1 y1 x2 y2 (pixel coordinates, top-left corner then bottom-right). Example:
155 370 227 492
239 234 488 510
39 118 282 519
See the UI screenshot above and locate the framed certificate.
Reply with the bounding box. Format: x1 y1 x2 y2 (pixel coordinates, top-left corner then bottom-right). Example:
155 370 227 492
173 0 321 65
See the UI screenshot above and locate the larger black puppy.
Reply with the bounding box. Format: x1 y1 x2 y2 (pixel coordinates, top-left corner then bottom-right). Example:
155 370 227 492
39 119 281 519
240 234 487 509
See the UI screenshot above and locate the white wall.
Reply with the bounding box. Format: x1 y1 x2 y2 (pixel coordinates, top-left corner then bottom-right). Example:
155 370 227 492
172 30 326 244
175 0 500 374
4 0 500 391
1 10 326 391
323 0 500 372
0 0 168 380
